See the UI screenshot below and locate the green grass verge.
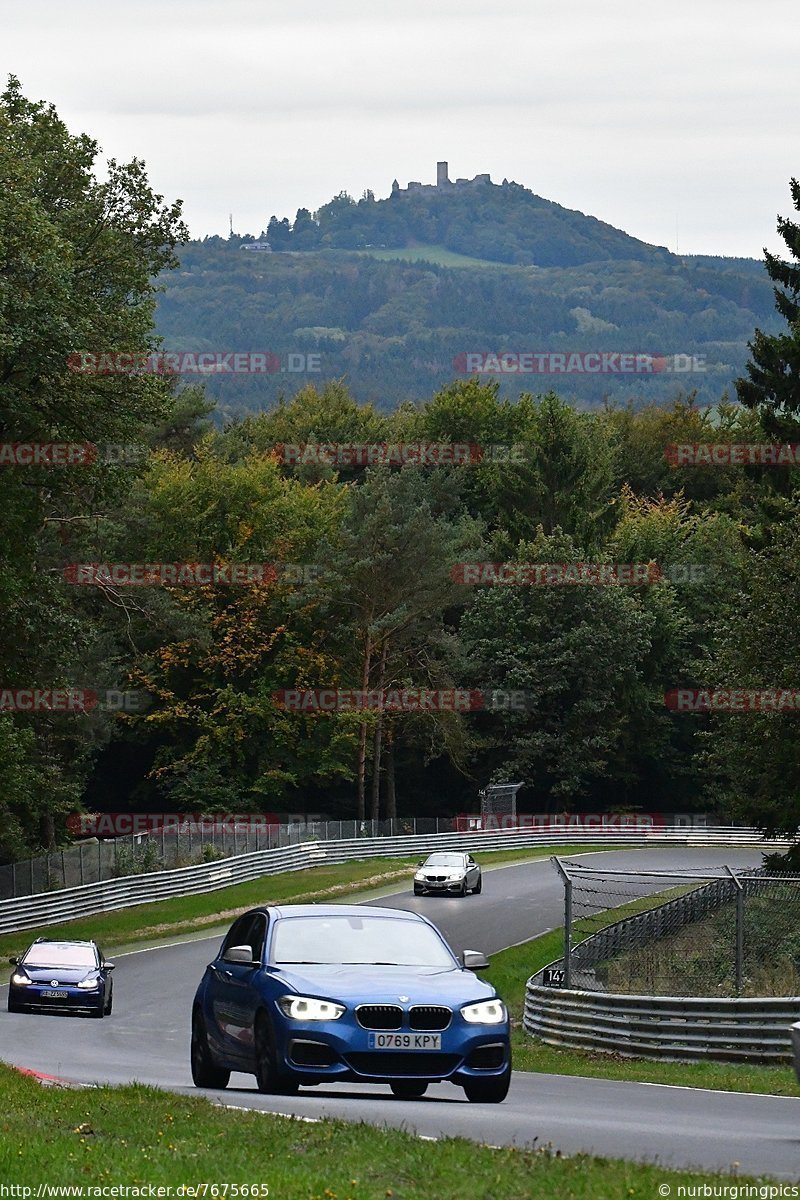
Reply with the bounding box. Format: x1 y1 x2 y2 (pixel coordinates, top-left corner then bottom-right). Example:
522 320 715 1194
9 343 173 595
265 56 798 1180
353 243 509 269
0 1063 772 1195
0 844 615 961
485 915 800 1097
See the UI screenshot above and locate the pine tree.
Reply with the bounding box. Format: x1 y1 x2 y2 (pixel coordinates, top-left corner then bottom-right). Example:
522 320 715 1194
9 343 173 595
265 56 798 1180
736 178 800 431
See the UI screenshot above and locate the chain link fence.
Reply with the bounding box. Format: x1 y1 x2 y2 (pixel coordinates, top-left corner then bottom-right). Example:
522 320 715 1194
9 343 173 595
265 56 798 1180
0 818 460 900
549 857 800 997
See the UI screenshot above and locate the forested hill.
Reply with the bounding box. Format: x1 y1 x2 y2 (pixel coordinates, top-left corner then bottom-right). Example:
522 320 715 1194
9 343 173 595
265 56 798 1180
154 182 779 419
262 179 672 267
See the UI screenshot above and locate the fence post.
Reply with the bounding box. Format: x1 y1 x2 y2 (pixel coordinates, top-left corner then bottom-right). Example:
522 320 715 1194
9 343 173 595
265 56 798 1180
552 856 573 989
724 865 745 994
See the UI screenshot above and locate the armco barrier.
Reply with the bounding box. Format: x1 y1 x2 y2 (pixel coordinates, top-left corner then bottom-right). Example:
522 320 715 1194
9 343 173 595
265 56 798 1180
523 986 800 1063
0 825 786 937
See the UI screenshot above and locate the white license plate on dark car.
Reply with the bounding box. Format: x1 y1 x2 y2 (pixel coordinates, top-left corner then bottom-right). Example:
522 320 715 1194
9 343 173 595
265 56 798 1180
41 990 69 999
367 1033 442 1050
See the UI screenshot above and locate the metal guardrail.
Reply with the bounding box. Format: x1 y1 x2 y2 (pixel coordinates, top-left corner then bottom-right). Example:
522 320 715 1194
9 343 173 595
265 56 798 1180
0 824 787 938
791 1021 800 1081
524 986 800 1063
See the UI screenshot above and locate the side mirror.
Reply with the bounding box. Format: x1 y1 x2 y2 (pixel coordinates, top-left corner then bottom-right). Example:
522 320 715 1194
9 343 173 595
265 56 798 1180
462 949 489 971
8 957 18 966
103 962 116 971
417 860 425 867
223 945 258 965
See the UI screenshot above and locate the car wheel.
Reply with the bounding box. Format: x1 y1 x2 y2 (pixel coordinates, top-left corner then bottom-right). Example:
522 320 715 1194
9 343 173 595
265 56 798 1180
7 999 23 1014
191 1010 230 1089
254 1012 298 1095
390 1080 428 1099
104 989 113 1016
413 884 423 896
463 1066 511 1104
473 875 482 894
460 879 467 897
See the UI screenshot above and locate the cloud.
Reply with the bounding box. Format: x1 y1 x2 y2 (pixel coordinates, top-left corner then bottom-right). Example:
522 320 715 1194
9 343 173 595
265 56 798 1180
2 0 798 254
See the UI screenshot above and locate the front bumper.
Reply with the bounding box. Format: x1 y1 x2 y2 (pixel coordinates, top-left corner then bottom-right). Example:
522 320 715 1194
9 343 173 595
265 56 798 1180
273 1013 510 1085
9 983 103 1013
415 877 466 893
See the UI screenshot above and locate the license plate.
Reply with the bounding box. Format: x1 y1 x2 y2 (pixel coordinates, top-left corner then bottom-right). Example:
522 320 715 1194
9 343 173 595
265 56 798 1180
41 990 68 999
367 1033 441 1050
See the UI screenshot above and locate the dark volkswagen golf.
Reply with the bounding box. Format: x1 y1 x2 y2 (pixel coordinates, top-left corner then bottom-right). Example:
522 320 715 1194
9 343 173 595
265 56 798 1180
191 904 511 1102
7 938 114 1017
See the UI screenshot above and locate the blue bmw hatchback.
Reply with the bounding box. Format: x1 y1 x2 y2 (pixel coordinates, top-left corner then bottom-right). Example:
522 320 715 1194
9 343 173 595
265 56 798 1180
191 904 511 1102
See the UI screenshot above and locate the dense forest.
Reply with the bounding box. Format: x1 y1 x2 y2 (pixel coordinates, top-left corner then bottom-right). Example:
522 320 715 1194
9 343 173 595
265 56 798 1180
3 79 800 862
155 233 779 415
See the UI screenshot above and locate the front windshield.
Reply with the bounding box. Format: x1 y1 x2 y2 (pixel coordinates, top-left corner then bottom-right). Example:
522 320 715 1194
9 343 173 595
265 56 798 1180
424 854 465 867
271 914 455 967
24 944 97 968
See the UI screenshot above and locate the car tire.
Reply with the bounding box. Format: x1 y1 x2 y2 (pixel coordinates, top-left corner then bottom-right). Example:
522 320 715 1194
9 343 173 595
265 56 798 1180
460 879 467 897
390 1080 428 1099
191 1010 230 1089
413 884 423 896
104 989 113 1016
473 876 482 894
463 1065 511 1104
254 1012 298 1095
7 999 23 1014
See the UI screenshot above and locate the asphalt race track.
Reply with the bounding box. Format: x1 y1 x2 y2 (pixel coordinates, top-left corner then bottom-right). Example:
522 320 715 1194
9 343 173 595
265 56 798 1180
2 846 799 1180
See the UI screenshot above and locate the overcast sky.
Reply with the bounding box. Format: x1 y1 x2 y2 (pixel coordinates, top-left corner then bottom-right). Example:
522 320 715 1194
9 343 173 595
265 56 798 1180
3 0 799 258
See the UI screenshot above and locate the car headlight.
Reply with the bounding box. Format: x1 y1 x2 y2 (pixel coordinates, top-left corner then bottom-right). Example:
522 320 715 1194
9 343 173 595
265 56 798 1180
277 995 345 1021
77 977 101 990
10 972 31 987
414 871 425 880
461 999 507 1025
448 873 464 882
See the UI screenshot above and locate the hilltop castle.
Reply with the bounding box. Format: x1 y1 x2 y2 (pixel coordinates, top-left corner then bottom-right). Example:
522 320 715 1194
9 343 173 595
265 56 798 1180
391 162 494 194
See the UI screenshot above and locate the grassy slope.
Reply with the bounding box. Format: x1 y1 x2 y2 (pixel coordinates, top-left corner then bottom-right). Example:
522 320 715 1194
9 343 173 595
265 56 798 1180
0 1064 776 1195
353 244 509 269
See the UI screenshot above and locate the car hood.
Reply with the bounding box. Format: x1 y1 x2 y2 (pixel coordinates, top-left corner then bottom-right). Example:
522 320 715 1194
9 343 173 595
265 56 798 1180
19 966 97 983
267 963 496 1005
